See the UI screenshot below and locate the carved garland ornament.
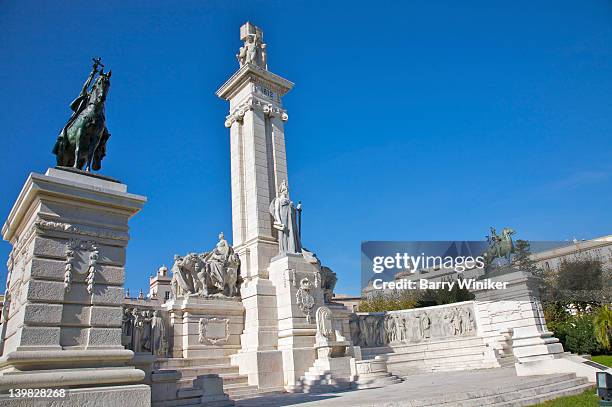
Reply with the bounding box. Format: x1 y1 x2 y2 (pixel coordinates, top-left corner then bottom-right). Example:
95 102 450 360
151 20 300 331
296 277 315 323
35 220 129 241
198 317 230 345
64 239 99 293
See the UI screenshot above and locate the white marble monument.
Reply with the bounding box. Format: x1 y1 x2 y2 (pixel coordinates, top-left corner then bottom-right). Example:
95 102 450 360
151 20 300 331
216 22 346 391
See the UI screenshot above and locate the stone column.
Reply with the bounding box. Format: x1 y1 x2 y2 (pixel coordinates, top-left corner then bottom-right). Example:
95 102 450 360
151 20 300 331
0 168 149 405
217 63 293 389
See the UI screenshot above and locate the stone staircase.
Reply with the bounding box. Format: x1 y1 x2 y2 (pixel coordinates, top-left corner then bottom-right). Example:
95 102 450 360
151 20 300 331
296 360 352 393
233 370 593 407
401 373 593 406
361 336 496 376
155 357 285 401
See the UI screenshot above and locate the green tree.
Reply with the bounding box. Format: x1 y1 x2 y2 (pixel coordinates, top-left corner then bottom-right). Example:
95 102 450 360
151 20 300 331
513 239 537 274
594 305 612 351
557 258 603 311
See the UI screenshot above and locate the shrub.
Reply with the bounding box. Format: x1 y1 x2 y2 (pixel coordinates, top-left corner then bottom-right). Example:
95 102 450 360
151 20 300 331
358 290 418 312
553 313 604 355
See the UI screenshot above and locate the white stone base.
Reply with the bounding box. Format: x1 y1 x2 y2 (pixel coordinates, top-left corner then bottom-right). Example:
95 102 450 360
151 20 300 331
511 327 564 362
230 349 284 389
0 384 150 407
515 355 612 383
163 296 244 359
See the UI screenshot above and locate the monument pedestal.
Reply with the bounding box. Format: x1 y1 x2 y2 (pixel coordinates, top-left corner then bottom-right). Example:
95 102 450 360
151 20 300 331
472 270 552 365
163 296 244 359
0 168 149 405
229 276 285 389
473 269 607 382
268 254 324 389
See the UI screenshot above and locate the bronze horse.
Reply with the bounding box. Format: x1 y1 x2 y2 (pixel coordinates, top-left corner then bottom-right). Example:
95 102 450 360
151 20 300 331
483 227 516 266
53 61 111 172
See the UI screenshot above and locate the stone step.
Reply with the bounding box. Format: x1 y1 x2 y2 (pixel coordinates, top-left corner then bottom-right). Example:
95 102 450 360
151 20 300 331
354 375 402 389
403 373 585 406
461 378 590 406
171 364 239 377
224 384 258 397
362 336 486 357
385 346 487 364
152 399 203 407
302 381 352 394
177 372 248 389
228 387 286 401
155 357 231 368
304 371 332 381
491 383 594 406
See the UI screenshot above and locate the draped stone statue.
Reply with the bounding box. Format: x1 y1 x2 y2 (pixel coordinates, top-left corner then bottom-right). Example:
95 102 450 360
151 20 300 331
151 310 168 357
121 307 133 348
203 233 234 294
315 306 349 359
236 22 267 69
141 310 153 352
131 308 143 352
169 233 241 298
123 307 168 357
316 306 335 342
170 255 195 297
269 180 302 255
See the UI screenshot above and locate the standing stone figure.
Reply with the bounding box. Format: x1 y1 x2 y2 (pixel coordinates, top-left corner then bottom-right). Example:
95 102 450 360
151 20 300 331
151 310 168 357
131 309 143 352
121 308 133 348
269 180 302 255
236 23 267 69
170 255 194 297
53 58 112 172
141 311 152 352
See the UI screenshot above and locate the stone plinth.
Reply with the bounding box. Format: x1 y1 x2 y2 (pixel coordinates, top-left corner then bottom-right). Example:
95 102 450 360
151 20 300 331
472 270 557 363
268 254 324 389
163 296 244 359
0 168 149 403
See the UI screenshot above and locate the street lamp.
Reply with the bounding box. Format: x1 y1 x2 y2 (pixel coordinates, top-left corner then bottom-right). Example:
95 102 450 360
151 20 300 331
597 372 612 406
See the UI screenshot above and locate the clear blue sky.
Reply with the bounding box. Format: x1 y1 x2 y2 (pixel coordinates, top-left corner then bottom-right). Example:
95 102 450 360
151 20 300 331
1 1 611 296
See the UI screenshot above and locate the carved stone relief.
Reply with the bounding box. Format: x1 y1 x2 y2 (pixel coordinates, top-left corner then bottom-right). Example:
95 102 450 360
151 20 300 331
199 317 230 345
296 277 315 323
64 239 99 293
350 303 477 348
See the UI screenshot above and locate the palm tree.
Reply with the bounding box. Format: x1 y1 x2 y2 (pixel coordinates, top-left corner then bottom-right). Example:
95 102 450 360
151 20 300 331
593 305 612 351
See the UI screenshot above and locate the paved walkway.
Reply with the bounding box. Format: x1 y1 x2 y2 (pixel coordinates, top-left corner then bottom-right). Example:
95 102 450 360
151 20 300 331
235 368 560 407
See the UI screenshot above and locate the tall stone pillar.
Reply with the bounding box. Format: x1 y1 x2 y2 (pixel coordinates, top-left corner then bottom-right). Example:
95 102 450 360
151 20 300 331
0 168 149 405
216 23 293 390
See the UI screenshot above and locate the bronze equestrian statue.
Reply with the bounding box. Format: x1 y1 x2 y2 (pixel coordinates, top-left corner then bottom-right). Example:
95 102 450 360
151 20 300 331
483 226 516 267
53 58 111 172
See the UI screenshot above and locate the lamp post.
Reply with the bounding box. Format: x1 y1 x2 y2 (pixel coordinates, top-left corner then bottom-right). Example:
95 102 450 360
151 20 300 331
597 372 612 406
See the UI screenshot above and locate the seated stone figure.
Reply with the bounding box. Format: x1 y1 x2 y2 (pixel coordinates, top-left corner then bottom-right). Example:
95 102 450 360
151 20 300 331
315 306 350 359
169 233 241 299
